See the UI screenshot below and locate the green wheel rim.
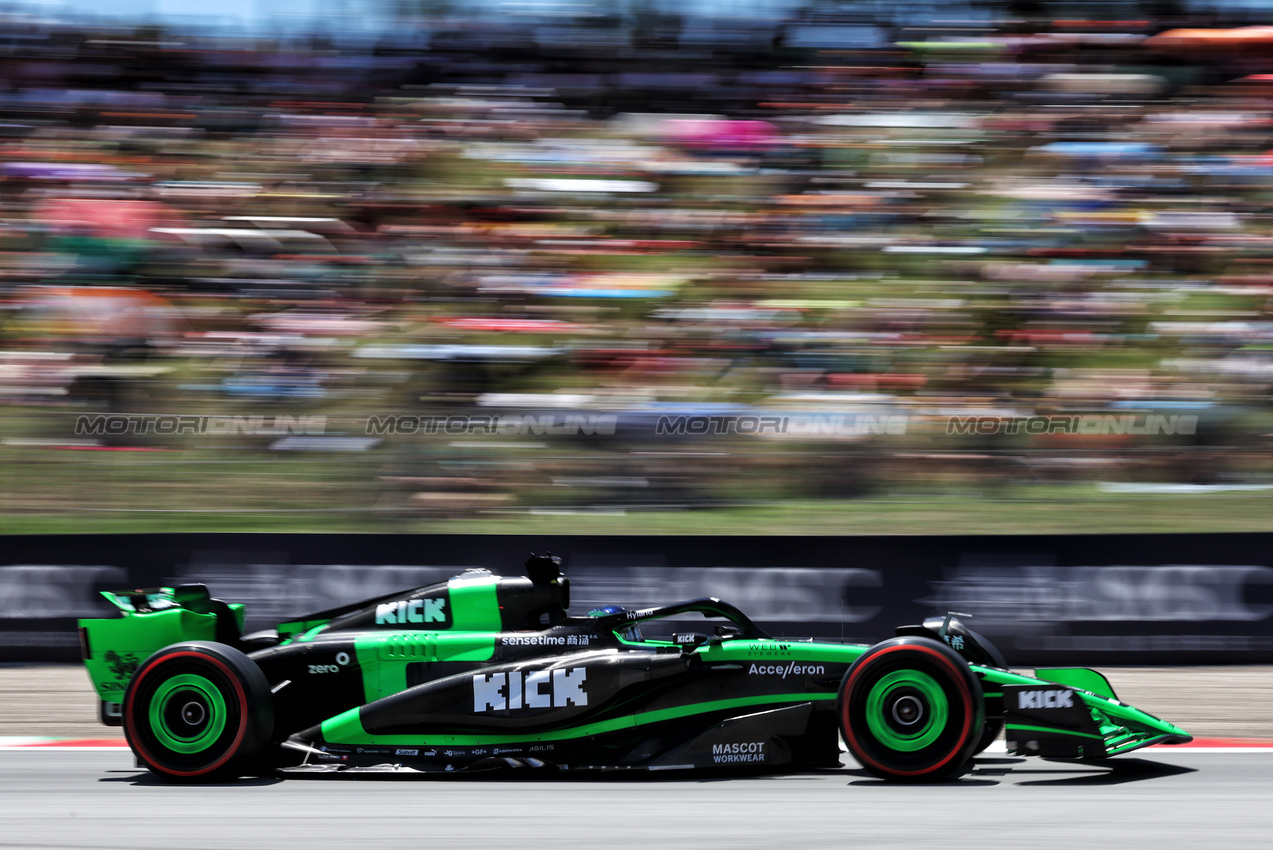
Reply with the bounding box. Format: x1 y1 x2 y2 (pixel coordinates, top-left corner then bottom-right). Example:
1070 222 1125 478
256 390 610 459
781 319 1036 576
864 669 948 752
148 674 228 754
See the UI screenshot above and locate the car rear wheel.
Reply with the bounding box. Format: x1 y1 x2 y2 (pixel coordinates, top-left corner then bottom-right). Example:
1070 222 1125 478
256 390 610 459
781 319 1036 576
839 637 983 782
124 641 272 782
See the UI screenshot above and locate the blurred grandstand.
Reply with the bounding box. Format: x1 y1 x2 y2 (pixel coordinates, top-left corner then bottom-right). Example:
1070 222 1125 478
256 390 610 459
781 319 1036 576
3 2 1273 532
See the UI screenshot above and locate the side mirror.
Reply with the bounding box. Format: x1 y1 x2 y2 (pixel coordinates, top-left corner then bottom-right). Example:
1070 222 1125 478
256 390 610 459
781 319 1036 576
709 624 742 644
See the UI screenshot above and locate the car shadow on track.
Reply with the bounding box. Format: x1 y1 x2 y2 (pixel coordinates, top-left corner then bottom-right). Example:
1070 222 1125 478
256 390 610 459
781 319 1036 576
841 755 1195 787
846 777 1002 787
1012 757 1197 787
839 755 1011 786
98 770 283 787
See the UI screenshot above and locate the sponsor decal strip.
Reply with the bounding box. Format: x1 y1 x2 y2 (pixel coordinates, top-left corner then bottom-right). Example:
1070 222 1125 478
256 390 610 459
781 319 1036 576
325 693 836 747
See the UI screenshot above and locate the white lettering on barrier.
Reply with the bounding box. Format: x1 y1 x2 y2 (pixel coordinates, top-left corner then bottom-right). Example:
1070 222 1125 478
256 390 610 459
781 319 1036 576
0 565 128 618
926 565 1273 625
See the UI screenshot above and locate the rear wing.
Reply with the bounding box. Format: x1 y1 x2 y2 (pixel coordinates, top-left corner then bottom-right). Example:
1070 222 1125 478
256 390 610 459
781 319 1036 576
78 585 245 708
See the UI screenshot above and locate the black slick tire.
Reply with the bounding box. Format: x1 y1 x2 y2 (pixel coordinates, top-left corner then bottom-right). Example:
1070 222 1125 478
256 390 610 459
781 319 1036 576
838 636 983 782
123 641 273 782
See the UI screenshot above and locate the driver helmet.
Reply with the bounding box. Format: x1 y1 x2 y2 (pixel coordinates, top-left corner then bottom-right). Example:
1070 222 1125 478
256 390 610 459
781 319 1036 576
587 605 642 641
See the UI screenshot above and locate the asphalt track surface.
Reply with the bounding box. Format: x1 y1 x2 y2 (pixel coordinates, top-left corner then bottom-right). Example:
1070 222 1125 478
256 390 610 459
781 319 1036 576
0 747 1270 850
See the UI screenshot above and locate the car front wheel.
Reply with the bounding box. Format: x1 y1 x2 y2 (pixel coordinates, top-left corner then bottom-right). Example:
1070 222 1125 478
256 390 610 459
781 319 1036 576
838 637 983 782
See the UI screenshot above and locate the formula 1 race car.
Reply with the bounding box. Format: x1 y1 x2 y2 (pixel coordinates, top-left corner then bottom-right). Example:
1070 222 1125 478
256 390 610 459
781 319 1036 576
78 555 1192 782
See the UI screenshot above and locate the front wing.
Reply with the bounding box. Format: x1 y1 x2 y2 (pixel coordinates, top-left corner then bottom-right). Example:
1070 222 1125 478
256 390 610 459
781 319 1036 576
981 666 1191 758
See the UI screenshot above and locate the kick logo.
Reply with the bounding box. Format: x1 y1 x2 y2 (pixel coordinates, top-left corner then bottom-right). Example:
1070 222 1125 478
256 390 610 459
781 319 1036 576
376 597 446 625
1017 689 1074 710
473 667 588 712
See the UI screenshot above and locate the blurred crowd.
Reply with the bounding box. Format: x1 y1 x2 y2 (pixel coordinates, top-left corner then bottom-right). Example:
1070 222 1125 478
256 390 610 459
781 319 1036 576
4 7 1273 520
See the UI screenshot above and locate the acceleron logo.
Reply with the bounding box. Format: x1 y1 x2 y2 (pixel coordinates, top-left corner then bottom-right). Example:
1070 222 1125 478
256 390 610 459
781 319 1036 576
748 662 825 678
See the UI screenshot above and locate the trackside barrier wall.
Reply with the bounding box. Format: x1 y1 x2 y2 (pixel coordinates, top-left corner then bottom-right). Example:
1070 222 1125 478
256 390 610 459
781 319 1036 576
2 532 1272 664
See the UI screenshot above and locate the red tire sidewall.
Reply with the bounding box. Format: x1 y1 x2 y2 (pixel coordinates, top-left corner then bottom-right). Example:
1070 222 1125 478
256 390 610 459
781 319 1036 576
841 642 977 779
125 649 250 779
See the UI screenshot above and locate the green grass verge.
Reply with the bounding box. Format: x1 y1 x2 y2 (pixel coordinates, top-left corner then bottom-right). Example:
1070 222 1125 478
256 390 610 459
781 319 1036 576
4 485 1273 535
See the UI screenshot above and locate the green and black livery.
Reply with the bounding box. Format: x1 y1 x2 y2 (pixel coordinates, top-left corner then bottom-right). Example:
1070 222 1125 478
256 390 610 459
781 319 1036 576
79 554 1192 782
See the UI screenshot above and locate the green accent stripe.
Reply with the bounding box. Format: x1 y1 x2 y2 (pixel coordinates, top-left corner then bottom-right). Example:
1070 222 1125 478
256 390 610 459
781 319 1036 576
322 692 836 746
1005 723 1103 741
